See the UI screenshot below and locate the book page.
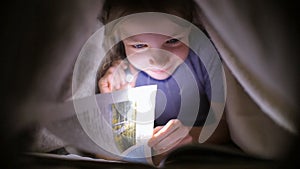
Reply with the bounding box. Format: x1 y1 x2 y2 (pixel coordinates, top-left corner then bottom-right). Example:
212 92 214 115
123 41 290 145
47 85 157 164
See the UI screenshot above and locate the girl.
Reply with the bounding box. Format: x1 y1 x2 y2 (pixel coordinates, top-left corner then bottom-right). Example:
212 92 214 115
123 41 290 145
97 0 230 165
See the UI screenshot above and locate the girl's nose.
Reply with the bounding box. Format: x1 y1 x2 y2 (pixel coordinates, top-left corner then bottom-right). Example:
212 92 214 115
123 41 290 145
148 49 170 66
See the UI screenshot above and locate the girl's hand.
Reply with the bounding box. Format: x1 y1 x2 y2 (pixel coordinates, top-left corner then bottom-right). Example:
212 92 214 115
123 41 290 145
98 60 135 93
148 119 193 163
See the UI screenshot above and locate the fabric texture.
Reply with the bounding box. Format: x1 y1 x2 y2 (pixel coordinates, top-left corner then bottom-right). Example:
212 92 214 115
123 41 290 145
14 0 298 160
195 0 298 158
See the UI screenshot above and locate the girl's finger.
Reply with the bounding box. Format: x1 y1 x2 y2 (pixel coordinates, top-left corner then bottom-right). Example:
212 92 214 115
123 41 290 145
153 126 164 135
112 63 128 90
177 134 193 147
152 125 189 151
99 72 114 93
148 119 181 147
112 67 124 90
98 78 110 93
118 66 127 86
154 134 192 155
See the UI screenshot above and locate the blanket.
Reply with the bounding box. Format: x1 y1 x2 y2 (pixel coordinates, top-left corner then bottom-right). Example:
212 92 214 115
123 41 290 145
5 0 298 161
197 0 298 158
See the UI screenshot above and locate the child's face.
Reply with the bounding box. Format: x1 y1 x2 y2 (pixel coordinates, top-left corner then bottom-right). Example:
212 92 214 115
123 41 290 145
119 15 190 80
123 33 189 80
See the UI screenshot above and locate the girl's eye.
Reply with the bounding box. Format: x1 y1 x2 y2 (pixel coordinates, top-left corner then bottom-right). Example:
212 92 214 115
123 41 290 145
132 44 148 49
166 38 180 44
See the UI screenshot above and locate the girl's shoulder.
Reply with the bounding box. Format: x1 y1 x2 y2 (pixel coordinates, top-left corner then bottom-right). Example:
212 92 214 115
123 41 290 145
184 49 210 84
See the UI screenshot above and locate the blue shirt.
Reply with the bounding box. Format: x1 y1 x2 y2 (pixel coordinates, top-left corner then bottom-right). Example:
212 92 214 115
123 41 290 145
135 50 211 127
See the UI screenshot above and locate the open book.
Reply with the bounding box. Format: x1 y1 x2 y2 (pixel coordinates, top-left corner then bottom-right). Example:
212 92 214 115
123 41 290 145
24 143 275 169
23 85 276 168
43 85 157 164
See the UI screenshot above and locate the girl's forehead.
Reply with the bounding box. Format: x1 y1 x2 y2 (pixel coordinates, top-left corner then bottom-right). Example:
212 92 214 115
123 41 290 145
115 13 191 39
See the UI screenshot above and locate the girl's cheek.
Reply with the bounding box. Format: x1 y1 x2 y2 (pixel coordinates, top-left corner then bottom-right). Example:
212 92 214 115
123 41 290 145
171 46 189 61
163 43 189 59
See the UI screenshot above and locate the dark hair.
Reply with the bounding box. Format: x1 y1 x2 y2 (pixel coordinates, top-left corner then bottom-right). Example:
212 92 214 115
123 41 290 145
100 0 199 24
96 0 204 93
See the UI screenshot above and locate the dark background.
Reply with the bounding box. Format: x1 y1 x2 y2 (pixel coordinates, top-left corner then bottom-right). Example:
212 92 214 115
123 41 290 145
1 0 299 168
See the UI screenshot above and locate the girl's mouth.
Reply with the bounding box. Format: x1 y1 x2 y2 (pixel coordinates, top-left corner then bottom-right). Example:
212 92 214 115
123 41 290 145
149 66 171 74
